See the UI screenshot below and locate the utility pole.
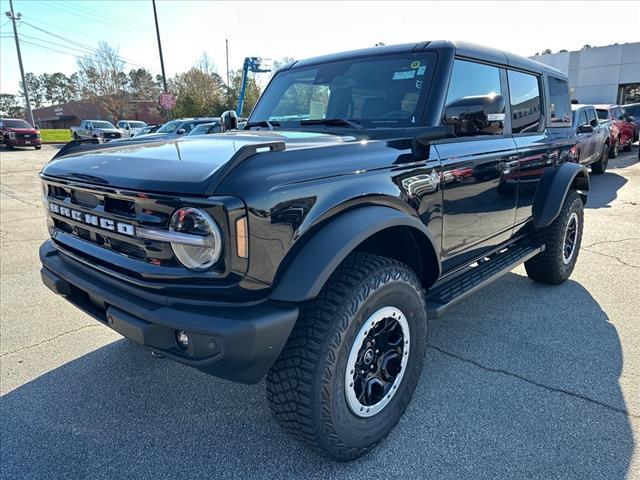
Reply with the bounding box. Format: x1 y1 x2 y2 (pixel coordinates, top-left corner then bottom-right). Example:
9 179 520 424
225 39 230 87
151 0 167 93
6 0 35 126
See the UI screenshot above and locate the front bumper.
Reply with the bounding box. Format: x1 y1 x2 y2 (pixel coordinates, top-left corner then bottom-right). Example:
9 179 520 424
5 138 42 147
39 240 298 384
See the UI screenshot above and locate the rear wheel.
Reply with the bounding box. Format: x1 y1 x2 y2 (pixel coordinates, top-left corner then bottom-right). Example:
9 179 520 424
525 190 583 284
266 253 427 461
609 137 619 158
591 142 609 174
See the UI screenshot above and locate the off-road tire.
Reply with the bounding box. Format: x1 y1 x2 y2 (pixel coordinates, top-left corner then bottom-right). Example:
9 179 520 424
591 142 608 174
525 190 583 284
266 252 427 461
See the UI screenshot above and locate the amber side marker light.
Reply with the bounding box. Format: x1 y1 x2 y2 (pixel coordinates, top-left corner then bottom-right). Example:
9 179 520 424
236 216 248 258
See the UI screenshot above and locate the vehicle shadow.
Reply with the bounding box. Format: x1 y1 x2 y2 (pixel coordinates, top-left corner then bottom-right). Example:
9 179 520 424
0 274 633 479
586 171 628 209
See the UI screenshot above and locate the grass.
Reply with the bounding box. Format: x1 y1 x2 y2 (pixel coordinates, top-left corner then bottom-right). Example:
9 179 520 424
40 129 72 143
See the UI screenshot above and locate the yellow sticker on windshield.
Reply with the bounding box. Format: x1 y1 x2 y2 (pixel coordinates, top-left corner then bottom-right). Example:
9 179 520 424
410 60 421 69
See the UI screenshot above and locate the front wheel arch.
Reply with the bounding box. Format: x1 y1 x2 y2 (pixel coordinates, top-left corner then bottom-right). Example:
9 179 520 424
269 206 441 303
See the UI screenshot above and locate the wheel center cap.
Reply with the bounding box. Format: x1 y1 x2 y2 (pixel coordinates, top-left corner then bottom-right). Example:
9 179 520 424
363 348 375 364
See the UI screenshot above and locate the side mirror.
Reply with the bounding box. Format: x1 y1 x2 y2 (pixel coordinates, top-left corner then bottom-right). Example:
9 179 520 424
220 110 238 132
125 125 130 130
442 94 506 137
578 124 594 133
629 115 636 123
86 124 93 130
176 128 186 135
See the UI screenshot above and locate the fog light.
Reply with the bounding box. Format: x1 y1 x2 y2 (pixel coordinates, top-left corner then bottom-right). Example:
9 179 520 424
175 330 189 350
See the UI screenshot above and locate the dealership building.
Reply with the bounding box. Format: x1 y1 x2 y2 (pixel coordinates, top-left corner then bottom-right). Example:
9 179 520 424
32 99 162 129
531 42 640 105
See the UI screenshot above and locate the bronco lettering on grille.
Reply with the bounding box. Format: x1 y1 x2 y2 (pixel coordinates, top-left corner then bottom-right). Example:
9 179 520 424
48 202 135 236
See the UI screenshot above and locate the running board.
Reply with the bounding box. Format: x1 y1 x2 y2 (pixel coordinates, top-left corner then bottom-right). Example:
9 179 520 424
426 244 544 318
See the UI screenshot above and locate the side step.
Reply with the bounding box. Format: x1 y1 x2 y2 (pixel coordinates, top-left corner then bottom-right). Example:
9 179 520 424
426 243 544 318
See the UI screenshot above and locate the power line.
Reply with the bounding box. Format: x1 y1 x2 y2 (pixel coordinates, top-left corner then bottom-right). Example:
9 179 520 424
56 0 139 28
19 19 155 71
37 1 137 32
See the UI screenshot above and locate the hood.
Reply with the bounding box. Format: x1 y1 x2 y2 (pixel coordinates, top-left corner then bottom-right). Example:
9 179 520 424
41 130 354 195
6 127 38 134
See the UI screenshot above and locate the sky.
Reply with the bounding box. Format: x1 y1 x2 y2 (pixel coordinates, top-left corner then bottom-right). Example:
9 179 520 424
1 0 639 96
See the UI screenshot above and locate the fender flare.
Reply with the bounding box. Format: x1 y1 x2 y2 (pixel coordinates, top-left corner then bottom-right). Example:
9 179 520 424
269 205 440 303
532 162 589 229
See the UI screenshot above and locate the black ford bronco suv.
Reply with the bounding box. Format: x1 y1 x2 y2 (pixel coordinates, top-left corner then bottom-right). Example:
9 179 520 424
39 41 587 460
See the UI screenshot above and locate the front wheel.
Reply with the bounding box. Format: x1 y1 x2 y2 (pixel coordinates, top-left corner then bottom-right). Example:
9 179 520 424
35 145 42 150
525 190 583 284
266 253 427 461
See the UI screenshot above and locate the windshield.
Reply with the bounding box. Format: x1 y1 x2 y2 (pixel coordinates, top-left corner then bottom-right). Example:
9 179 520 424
596 109 609 120
3 119 33 128
250 52 435 129
129 121 146 128
156 120 181 133
188 124 214 135
92 121 115 129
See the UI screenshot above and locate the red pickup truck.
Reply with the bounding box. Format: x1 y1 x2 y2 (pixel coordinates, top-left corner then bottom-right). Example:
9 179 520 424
595 104 636 156
0 118 42 149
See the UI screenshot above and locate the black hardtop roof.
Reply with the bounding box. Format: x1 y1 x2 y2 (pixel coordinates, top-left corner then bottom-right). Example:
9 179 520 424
289 40 566 78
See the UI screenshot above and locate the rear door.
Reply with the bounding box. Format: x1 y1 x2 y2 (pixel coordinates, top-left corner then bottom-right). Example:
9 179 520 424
586 107 605 161
575 109 592 163
435 59 519 269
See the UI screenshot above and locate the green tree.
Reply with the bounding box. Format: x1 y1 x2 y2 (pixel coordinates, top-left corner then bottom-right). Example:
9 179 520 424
168 57 227 118
127 68 160 101
19 73 45 108
0 94 25 118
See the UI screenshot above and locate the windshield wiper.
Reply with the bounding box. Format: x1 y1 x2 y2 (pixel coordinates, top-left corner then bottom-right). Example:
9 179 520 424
245 120 280 130
299 118 363 129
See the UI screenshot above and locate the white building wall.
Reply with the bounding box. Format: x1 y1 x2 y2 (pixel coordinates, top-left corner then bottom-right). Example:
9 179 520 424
531 43 640 104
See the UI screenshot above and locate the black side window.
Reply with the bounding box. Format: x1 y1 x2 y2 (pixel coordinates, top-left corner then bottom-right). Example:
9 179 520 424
586 108 598 127
507 70 542 134
443 60 505 137
577 110 588 126
546 76 572 126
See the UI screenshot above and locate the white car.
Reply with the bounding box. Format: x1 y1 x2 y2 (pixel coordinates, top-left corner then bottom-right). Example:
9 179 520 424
117 120 147 138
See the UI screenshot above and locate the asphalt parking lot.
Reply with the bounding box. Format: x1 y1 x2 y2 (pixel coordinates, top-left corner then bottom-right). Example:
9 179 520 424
1 144 638 479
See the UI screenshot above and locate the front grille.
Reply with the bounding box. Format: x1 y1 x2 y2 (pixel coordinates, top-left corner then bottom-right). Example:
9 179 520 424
16 133 37 139
43 180 177 267
103 132 121 139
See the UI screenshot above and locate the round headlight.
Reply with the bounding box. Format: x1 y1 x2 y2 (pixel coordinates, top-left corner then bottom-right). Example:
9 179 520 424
169 207 222 271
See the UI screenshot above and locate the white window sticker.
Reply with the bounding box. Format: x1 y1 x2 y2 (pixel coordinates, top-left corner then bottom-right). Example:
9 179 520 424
392 70 416 81
417 65 426 76
487 113 506 122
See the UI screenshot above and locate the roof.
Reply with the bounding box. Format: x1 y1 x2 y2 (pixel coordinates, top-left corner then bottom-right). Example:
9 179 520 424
593 104 617 109
289 40 566 77
571 104 596 110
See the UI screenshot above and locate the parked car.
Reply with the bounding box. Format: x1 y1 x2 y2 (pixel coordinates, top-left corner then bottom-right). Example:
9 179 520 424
595 105 636 153
70 120 122 142
39 40 587 461
571 104 610 173
0 118 42 149
125 118 218 142
134 123 162 136
186 121 221 136
622 103 640 141
116 120 147 138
